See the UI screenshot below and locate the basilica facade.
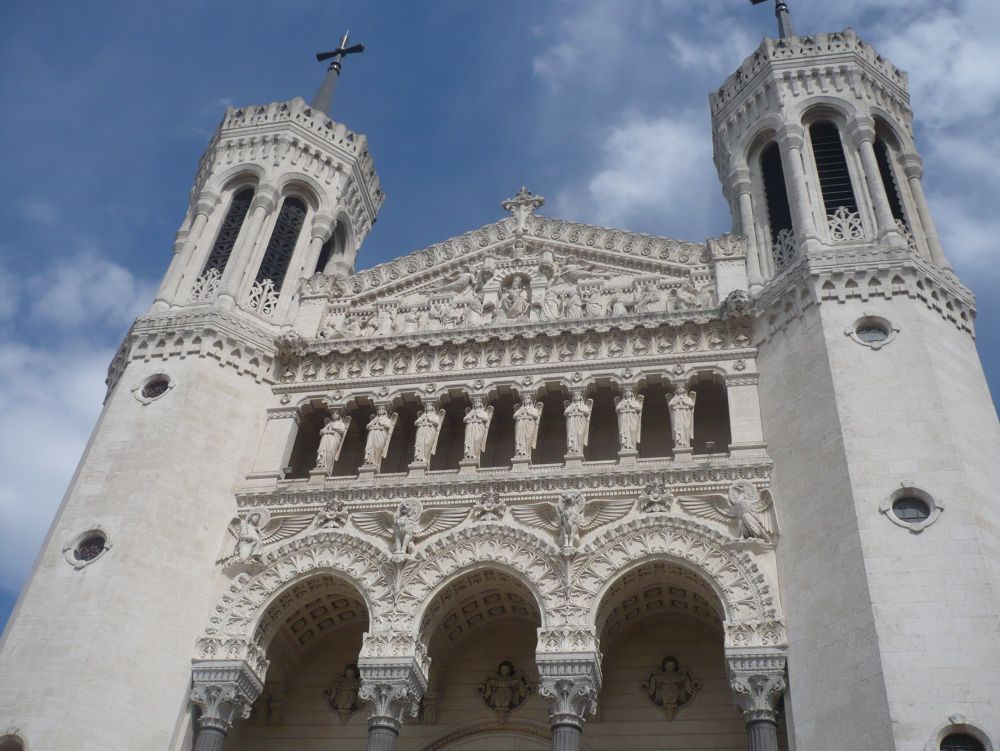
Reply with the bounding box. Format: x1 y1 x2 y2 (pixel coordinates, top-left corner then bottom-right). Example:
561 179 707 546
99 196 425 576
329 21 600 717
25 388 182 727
1 15 999 751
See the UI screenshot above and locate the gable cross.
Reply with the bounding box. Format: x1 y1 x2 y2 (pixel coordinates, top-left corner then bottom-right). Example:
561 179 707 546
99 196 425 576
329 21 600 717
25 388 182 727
501 187 545 235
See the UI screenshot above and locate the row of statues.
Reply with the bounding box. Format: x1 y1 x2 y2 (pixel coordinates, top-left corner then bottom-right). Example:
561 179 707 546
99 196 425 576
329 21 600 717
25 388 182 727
313 386 699 475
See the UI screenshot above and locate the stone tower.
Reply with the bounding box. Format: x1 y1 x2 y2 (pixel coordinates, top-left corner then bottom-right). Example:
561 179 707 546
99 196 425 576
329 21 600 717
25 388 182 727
711 22 1000 751
0 75 383 749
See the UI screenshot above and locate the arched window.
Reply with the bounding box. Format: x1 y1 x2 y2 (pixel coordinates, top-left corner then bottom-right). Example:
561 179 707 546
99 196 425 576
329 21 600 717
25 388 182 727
760 142 793 244
255 196 307 292
0 736 25 751
201 187 254 275
941 733 986 751
873 137 906 223
809 121 858 215
313 221 347 275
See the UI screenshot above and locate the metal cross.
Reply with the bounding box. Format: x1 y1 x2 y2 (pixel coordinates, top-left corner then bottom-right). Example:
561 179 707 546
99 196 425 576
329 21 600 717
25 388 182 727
311 30 366 116
750 0 796 39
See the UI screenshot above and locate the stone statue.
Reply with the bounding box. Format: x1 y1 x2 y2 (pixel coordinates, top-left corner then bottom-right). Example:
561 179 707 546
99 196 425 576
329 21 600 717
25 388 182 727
512 396 543 457
324 664 362 722
364 308 395 337
614 388 644 452
679 480 776 542
641 656 702 719
563 392 593 455
582 289 604 318
541 285 561 320
308 500 348 531
608 291 632 316
413 403 445 464
363 406 398 471
315 410 351 475
635 281 661 313
480 661 532 722
668 386 696 449
353 498 468 556
564 289 584 318
500 277 530 320
224 508 312 565
510 492 633 554
235 511 265 562
394 308 420 334
463 397 494 460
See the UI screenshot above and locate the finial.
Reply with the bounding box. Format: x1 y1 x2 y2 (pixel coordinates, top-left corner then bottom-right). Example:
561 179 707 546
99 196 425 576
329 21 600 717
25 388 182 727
501 187 545 235
750 0 796 39
311 30 366 116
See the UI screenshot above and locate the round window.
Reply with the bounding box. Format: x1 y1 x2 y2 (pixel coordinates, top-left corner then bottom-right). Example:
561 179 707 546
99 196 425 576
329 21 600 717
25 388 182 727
892 496 930 523
941 733 986 751
141 377 170 400
856 324 888 343
75 534 107 562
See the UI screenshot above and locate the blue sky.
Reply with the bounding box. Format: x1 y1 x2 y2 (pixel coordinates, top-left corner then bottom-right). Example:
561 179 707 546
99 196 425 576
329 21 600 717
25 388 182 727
1 0 998 630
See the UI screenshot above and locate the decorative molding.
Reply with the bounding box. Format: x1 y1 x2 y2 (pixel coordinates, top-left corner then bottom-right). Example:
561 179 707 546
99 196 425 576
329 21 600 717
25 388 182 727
190 659 263 733
726 651 787 724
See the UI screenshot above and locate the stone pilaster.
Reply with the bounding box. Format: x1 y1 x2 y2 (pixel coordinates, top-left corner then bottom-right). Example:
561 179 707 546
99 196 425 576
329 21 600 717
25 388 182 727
358 656 427 751
727 651 787 751
190 660 262 751
536 652 601 751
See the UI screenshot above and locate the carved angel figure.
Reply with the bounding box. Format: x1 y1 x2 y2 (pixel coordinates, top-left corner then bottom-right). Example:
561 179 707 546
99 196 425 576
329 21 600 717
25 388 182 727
363 406 398 471
641 657 702 719
668 386 697 449
225 508 312 564
463 397 494 461
614 388 644 451
512 396 543 457
324 664 362 722
679 480 775 542
308 500 349 531
413 403 445 464
480 661 532 722
315 410 351 475
564 393 593 455
511 492 632 553
353 498 468 555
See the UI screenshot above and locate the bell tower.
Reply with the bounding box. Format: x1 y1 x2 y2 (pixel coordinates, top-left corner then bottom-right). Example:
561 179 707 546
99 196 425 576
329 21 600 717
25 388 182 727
712 8 1000 750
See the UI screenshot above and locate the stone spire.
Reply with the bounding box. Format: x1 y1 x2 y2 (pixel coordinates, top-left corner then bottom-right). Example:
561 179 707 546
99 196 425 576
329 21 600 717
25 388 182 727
312 30 366 116
751 0 795 38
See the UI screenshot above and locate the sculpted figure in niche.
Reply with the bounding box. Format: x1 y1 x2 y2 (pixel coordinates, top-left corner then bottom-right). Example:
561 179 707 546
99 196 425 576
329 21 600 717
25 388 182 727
315 410 351 475
465 296 494 327
394 308 420 335
564 289 584 318
430 301 464 329
541 285 562 320
500 277 531 320
324 664 362 723
480 661 532 723
582 289 604 318
614 388 644 452
364 309 395 337
564 392 593 455
412 403 445 465
668 386 697 449
635 281 661 313
463 397 494 461
363 406 398 471
641 656 702 719
513 396 543 457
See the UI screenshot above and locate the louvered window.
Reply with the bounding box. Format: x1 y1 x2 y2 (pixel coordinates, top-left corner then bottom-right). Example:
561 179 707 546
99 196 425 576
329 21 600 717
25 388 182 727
255 197 307 291
760 142 793 243
809 122 858 215
201 187 253 274
874 138 906 223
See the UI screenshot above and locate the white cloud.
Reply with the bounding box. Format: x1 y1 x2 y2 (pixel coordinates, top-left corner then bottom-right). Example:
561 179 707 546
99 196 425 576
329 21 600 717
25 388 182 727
20 198 58 225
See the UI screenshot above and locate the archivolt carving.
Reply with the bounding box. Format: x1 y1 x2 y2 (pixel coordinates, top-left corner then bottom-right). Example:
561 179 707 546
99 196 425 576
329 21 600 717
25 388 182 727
573 516 779 632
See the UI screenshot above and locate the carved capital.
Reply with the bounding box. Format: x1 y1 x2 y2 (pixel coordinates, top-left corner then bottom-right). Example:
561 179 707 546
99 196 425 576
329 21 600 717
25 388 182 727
195 190 222 217
726 651 787 724
845 115 877 145
726 167 753 196
536 653 602 729
776 123 805 152
311 211 337 242
251 184 280 213
190 660 263 733
900 151 923 180
357 657 428 732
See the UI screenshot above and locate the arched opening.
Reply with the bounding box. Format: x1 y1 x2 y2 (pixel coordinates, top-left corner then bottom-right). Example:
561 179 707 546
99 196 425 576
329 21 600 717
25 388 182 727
286 401 376 479
430 393 474 472
809 121 859 216
418 568 546 737
941 734 986 751
638 380 673 459
532 387 569 466
688 374 731 456
382 398 420 474
760 141 793 245
223 573 371 747
314 221 348 276
481 390 518 469
872 123 907 226
586 384 618 462
0 736 25 751
198 186 254 284
254 196 308 293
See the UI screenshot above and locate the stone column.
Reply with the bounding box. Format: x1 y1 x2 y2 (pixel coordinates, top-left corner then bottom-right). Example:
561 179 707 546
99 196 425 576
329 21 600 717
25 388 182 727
152 191 221 310
190 661 262 751
776 124 820 250
727 652 787 751
847 117 905 246
273 211 336 322
217 184 279 307
901 152 953 270
729 168 764 291
537 652 601 751
358 654 427 751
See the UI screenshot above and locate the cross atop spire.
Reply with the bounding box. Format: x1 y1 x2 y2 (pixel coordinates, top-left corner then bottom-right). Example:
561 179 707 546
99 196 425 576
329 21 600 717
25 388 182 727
750 0 796 39
502 187 545 235
311 30 366 116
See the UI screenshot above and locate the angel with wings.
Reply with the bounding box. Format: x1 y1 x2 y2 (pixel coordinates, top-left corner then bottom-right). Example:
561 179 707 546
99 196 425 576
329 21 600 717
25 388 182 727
315 410 351 475
564 393 593 455
225 508 312 564
463 397 494 461
513 396 543 457
511 492 633 553
678 480 776 542
614 388 644 452
363 406 398 471
437 260 496 299
353 498 468 555
413 403 445 464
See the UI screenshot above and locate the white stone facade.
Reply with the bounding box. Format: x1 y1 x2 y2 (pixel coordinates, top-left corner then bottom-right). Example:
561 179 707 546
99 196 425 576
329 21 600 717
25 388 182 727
0 24 997 751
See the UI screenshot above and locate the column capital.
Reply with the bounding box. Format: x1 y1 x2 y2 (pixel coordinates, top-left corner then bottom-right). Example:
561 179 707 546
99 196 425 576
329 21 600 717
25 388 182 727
310 210 337 242
900 151 924 179
250 184 280 213
727 651 787 724
536 652 602 730
726 167 753 196
845 115 877 145
194 190 222 217
190 660 263 733
776 123 805 151
358 655 428 734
